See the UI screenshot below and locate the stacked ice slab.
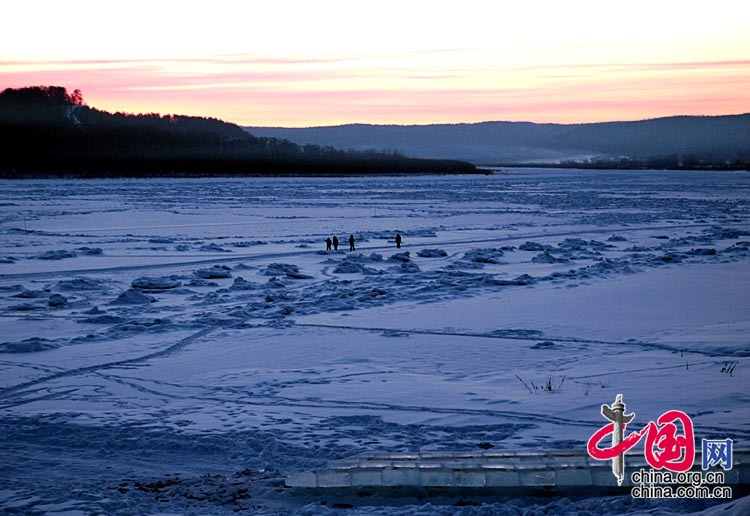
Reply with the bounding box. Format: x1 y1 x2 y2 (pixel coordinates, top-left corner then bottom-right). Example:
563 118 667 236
287 450 750 490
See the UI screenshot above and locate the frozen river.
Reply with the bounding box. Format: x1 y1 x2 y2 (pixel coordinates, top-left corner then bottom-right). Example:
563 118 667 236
1 169 748 514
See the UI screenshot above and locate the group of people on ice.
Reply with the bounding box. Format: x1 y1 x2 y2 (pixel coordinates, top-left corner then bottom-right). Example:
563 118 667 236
325 233 402 252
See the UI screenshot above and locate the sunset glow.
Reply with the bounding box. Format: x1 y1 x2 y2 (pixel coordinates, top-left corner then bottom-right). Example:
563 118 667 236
3 0 749 126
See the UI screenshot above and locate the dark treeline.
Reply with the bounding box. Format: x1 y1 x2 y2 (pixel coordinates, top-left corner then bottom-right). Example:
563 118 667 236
498 155 750 171
0 86 478 177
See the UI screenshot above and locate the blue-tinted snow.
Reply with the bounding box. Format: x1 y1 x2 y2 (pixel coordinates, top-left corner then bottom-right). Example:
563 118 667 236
1 169 749 513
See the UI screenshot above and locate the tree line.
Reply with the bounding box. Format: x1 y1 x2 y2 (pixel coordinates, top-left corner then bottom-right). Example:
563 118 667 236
0 86 478 177
552 155 750 171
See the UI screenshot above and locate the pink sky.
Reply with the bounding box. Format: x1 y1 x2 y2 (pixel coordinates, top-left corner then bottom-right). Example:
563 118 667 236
2 1 749 126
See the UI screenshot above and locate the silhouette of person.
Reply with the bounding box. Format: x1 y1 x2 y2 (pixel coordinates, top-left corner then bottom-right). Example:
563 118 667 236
332 236 339 251
348 234 355 251
395 233 402 249
325 237 332 251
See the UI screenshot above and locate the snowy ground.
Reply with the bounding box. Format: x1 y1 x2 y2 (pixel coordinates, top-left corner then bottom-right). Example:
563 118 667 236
0 169 748 514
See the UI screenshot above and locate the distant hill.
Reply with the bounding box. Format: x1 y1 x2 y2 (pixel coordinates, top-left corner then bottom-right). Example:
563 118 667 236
0 86 477 177
245 115 750 165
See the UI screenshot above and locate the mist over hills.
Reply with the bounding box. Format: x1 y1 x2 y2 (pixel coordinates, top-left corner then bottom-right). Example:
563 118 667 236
245 114 750 165
4 86 748 173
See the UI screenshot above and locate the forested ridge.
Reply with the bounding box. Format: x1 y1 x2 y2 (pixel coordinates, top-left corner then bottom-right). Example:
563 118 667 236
247 114 750 168
0 86 478 177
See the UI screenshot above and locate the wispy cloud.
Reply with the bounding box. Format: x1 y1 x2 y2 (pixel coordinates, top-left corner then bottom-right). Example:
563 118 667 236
2 50 748 125
0 54 351 68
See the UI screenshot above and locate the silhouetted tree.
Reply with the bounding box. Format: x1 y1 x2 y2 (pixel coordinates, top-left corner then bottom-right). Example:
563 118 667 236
0 85 479 177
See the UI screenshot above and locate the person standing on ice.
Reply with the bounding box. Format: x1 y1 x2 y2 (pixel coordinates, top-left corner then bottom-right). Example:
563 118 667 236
332 235 339 251
348 234 355 251
395 233 402 249
325 237 332 251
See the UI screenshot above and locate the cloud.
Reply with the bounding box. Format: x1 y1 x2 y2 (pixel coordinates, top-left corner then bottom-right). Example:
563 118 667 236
525 59 750 74
0 54 352 68
2 51 748 126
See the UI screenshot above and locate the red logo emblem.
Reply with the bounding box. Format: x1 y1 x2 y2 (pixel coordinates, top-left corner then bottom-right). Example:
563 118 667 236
587 395 695 485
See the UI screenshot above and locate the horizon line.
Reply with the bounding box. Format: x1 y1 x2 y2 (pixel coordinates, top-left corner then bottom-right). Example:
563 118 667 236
3 84 748 129
242 111 750 129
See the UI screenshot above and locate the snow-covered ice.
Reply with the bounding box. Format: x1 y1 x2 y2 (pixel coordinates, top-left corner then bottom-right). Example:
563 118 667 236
0 169 748 514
